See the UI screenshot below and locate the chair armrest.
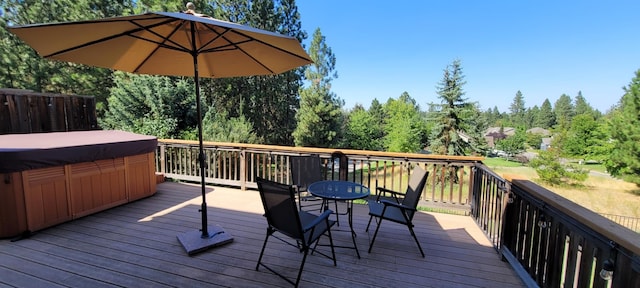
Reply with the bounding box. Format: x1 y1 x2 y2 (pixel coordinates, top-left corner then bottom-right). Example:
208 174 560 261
302 209 333 232
375 187 403 202
380 199 416 212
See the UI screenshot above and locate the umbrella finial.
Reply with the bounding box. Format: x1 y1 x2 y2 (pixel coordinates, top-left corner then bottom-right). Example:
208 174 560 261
186 2 196 13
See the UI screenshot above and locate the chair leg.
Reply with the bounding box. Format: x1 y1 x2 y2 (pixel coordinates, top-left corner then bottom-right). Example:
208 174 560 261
368 217 383 253
256 230 271 271
365 215 374 232
294 249 309 287
407 224 425 258
325 220 337 266
333 200 340 226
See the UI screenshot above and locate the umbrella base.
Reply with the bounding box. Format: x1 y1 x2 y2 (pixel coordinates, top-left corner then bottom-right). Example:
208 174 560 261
177 225 233 255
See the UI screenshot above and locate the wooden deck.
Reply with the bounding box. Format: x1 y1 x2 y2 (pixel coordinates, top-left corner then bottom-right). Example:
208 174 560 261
0 182 524 288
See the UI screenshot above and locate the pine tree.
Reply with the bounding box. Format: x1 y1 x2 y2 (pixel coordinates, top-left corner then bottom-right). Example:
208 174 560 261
605 70 640 186
429 59 477 155
574 91 599 119
292 28 343 147
554 94 574 129
100 72 195 139
509 90 526 127
535 99 555 128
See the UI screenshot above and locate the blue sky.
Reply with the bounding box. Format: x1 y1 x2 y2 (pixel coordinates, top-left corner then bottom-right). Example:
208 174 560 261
296 1 639 113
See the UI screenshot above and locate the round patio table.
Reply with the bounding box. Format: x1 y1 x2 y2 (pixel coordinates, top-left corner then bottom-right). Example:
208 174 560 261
307 180 370 258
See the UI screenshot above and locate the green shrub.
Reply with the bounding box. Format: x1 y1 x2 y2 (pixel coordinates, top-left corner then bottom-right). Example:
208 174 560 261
529 148 588 186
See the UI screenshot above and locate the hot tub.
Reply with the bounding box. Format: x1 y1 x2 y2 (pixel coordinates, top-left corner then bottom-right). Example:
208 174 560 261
0 130 158 238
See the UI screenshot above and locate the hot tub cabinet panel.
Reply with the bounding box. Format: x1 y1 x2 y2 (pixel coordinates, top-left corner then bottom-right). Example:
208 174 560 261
0 173 27 238
126 153 157 202
0 131 157 239
23 166 72 232
69 158 128 218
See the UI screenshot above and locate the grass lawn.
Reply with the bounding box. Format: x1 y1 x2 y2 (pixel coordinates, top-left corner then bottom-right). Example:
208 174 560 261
486 159 640 218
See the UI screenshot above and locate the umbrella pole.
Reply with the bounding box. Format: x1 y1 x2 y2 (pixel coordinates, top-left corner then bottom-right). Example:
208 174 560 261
177 24 233 255
195 55 210 238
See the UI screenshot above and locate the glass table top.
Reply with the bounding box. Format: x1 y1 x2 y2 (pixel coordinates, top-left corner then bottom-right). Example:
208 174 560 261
307 180 370 200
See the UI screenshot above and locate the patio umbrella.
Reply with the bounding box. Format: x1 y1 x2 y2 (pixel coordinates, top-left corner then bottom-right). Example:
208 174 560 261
8 3 312 255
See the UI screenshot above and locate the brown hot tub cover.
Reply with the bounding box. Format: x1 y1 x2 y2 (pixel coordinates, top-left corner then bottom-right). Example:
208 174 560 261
0 130 157 173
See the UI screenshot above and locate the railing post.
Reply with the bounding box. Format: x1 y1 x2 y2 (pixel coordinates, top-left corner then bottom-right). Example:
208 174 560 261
240 148 246 190
159 144 166 174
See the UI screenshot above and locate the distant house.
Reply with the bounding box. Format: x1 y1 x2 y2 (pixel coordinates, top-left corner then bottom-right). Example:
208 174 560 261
526 127 551 136
484 127 515 148
483 127 552 148
540 137 552 150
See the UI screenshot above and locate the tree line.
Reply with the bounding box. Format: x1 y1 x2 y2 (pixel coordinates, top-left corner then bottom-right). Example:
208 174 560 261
2 1 640 186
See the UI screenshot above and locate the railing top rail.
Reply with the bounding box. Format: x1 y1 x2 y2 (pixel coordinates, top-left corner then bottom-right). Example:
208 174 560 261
504 174 640 256
158 139 484 163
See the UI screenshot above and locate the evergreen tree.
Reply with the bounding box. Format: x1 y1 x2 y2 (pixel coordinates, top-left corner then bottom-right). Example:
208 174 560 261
605 70 640 186
100 72 195 139
573 91 601 119
587 116 614 162
429 60 475 155
368 98 387 144
482 106 501 127
201 109 259 143
509 90 526 127
535 99 555 128
530 144 588 186
562 114 598 157
554 94 574 130
292 28 342 147
465 103 490 155
525 105 539 128
368 99 386 126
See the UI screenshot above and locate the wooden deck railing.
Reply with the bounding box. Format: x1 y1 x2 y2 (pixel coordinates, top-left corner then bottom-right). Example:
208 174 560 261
600 213 640 233
155 139 482 213
155 140 640 287
473 164 640 288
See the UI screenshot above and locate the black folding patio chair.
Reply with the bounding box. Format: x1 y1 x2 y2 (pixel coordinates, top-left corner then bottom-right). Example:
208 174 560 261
366 165 429 257
255 177 337 287
330 151 349 181
290 154 324 212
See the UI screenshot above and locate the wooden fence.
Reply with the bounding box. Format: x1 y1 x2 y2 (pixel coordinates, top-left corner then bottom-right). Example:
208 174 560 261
0 89 97 134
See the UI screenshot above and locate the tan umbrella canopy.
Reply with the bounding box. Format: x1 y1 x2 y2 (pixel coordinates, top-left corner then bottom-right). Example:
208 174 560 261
8 9 311 78
9 5 312 255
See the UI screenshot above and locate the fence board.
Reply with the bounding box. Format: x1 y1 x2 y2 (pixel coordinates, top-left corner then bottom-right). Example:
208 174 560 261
0 89 97 134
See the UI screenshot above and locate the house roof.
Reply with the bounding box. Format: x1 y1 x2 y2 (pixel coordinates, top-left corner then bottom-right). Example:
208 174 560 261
527 127 551 136
484 127 515 136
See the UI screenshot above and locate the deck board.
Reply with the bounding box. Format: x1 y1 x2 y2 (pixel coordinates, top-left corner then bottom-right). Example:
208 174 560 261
0 182 524 287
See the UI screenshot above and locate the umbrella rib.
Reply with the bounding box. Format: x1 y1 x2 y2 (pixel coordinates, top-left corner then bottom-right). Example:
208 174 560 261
196 25 229 53
199 39 252 53
199 25 310 73
128 19 192 53
231 29 312 63
128 19 192 73
42 17 183 58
